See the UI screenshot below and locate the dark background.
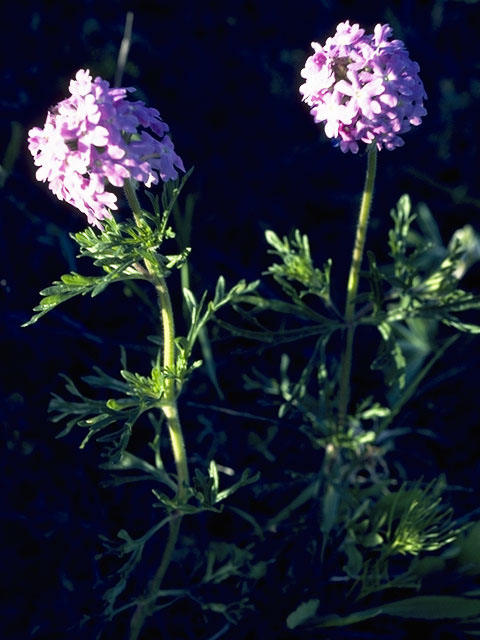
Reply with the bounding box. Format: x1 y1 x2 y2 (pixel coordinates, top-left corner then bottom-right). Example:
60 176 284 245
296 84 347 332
2 1 480 638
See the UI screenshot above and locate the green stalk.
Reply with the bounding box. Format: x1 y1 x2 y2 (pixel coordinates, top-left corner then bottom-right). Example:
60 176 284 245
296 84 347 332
124 179 189 639
337 147 377 431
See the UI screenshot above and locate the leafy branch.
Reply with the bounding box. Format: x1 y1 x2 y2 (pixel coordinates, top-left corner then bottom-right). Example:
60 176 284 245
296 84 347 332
23 172 192 327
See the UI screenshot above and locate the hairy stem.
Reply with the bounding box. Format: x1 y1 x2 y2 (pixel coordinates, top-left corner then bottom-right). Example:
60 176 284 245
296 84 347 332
124 179 189 639
337 147 377 431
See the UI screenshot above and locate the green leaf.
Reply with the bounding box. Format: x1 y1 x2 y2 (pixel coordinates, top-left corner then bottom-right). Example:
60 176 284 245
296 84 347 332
216 318 338 344
320 482 340 552
378 196 480 337
365 250 386 313
215 468 260 503
24 175 195 327
312 596 480 629
165 246 191 270
371 321 406 389
378 334 458 435
22 273 102 326
182 287 197 313
103 578 127 619
192 466 219 509
379 595 480 620
265 228 332 306
183 278 259 355
213 275 226 306
22 263 149 326
100 451 176 491
286 599 320 629
49 349 169 461
313 606 383 628
441 317 480 333
342 543 364 577
362 532 384 547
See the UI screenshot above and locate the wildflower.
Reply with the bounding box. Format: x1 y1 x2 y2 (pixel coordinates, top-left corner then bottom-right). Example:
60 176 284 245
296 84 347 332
300 21 427 153
28 69 185 227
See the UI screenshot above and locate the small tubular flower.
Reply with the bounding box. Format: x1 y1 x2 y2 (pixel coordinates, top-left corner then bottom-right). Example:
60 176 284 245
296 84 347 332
300 21 427 153
28 69 185 227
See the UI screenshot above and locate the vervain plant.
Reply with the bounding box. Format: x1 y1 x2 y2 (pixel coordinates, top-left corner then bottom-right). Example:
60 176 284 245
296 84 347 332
26 68 259 639
25 19 480 640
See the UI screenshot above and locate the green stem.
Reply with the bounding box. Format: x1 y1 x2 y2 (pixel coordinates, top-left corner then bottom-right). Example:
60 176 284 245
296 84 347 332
337 147 377 431
155 276 190 497
124 179 189 493
128 515 182 640
124 179 189 639
123 178 145 228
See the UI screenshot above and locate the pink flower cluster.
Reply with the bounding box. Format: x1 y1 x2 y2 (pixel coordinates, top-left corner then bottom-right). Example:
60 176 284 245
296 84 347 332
300 21 427 153
28 69 185 227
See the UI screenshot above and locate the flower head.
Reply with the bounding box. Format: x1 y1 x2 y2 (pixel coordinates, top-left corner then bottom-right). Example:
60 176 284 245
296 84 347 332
300 21 427 153
28 69 185 227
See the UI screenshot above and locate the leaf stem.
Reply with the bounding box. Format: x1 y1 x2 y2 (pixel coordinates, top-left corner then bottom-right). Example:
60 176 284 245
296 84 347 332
337 147 377 431
124 179 189 639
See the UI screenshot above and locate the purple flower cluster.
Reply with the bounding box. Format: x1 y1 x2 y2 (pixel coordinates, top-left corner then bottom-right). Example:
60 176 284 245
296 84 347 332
300 21 427 153
28 69 185 227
